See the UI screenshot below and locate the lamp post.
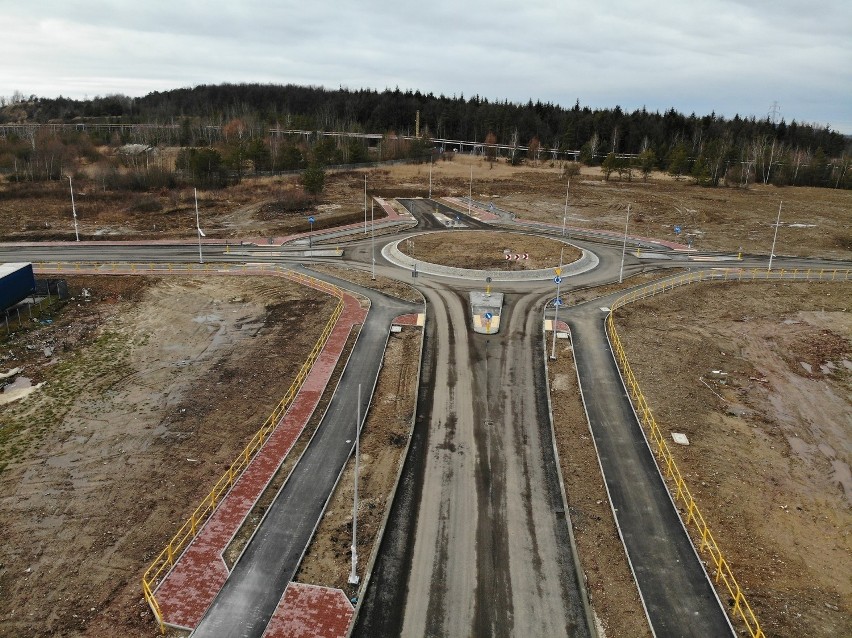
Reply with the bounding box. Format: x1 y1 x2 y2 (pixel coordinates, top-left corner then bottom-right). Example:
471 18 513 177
429 156 433 199
768 200 782 272
561 180 570 238
348 384 362 586
551 246 564 360
68 176 80 242
371 201 376 280
468 165 472 217
195 188 204 264
363 174 367 234
618 204 631 283
308 215 315 249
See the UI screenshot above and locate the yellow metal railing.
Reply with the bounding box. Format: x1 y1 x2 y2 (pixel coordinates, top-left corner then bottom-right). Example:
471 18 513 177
606 266 850 638
31 261 348 634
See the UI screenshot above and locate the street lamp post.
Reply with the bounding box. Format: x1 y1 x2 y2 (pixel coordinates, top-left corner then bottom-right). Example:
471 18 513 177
371 201 376 280
194 188 204 264
768 200 783 272
429 156 433 199
618 204 631 283
561 180 569 237
68 176 80 242
550 246 565 360
363 174 367 234
348 384 361 586
468 165 473 217
308 215 315 249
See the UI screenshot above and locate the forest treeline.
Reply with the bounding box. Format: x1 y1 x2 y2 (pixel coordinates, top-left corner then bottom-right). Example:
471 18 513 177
0 83 849 189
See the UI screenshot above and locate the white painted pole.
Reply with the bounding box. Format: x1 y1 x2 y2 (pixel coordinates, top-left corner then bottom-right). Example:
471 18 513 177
551 246 564 360
561 180 569 237
429 156 433 199
618 204 630 283
348 384 361 585
195 188 203 264
768 200 782 272
371 200 376 280
68 176 79 242
468 165 472 217
364 174 367 234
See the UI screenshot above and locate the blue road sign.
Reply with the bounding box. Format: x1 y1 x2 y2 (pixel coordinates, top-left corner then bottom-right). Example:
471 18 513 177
456 215 460 221
553 298 563 306
484 312 493 320
674 225 682 234
554 276 562 284
308 216 315 223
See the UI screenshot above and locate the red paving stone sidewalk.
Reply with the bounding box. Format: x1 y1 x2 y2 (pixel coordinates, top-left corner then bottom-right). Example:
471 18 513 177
154 285 367 631
262 583 354 638
392 313 425 327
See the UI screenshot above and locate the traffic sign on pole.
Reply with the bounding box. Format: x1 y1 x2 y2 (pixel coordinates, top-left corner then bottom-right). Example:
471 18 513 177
554 276 562 284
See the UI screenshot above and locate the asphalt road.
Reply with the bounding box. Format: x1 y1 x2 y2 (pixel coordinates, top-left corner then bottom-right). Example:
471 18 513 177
566 296 736 636
5 223 850 637
356 275 591 638
189 267 417 638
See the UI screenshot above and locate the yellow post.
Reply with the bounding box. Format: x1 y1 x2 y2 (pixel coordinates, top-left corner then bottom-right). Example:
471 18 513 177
737 251 742 260
225 243 230 254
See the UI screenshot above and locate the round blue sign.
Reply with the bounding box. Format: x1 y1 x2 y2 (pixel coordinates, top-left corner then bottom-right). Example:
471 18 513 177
674 225 681 234
554 276 562 284
308 216 315 223
484 312 493 320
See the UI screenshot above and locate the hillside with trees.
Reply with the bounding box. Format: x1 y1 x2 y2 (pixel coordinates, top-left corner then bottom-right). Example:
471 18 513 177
0 83 849 189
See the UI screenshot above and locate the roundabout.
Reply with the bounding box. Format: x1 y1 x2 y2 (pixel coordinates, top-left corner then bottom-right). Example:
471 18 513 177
382 230 599 281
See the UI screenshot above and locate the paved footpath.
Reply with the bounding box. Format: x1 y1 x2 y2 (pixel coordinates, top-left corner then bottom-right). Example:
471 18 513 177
154 282 367 630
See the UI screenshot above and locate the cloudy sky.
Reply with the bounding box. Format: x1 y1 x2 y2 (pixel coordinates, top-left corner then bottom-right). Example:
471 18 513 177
3 0 851 133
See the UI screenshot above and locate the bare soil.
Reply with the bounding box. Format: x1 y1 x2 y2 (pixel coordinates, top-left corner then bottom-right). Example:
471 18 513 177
295 326 422 596
397 229 582 270
3 157 849 260
0 275 335 637
308 264 423 305
614 281 852 637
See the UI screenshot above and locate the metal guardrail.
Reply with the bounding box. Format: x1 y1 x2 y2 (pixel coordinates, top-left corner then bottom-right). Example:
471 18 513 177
31 261 347 634
606 266 850 638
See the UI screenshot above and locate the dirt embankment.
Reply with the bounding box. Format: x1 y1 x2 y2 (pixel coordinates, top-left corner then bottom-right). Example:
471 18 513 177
0 275 335 637
615 281 851 637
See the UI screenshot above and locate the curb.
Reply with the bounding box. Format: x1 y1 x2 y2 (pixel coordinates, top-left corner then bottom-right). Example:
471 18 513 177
541 323 599 638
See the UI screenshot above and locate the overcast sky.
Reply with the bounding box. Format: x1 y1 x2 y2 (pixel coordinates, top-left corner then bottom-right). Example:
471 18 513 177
2 1 851 133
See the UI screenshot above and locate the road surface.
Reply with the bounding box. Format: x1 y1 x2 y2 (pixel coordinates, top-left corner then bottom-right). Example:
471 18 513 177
355 276 592 637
